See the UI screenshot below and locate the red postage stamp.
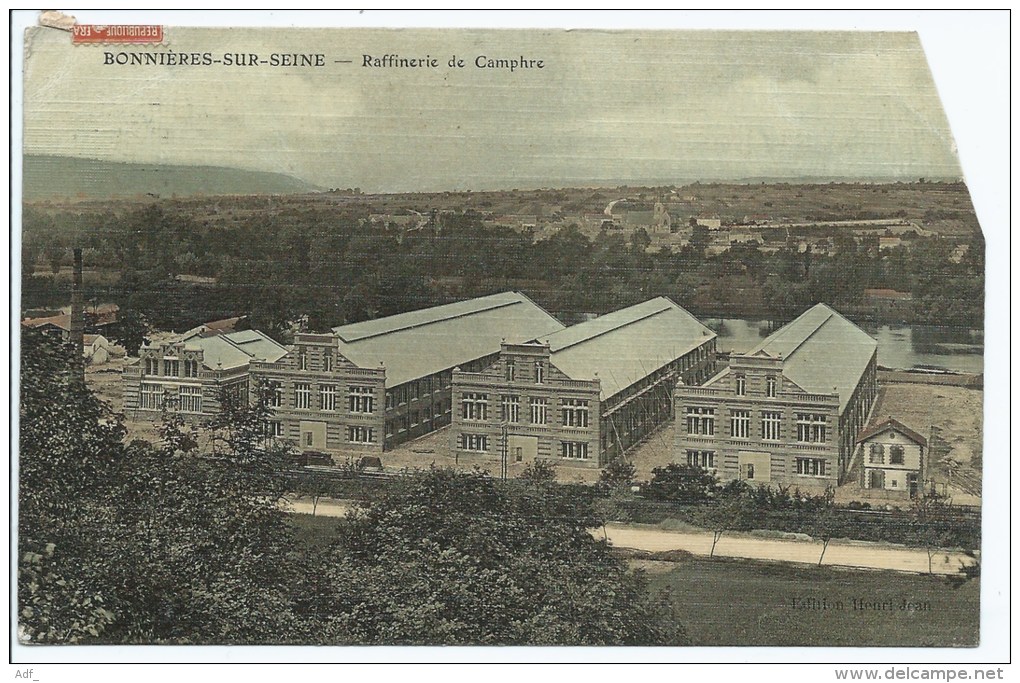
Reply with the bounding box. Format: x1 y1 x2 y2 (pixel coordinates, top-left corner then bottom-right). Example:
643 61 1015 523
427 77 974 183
71 24 163 44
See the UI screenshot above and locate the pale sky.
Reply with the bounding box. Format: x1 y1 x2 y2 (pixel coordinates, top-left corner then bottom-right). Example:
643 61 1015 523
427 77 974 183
24 28 962 192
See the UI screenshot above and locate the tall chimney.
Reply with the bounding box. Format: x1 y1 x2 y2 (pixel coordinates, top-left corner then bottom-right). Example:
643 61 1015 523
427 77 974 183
70 248 85 379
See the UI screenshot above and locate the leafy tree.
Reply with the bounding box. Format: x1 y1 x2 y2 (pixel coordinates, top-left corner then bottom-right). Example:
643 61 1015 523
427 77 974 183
519 459 557 484
19 332 305 644
644 463 719 505
107 308 150 356
692 492 757 558
911 495 960 575
298 468 688 645
599 457 637 491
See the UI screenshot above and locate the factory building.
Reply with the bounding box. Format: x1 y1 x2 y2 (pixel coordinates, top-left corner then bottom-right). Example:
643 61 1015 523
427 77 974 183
249 291 565 454
674 303 878 490
450 297 717 468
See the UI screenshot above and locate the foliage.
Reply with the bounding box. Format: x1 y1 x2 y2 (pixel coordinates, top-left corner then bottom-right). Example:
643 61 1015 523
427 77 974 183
598 457 637 491
297 468 688 645
519 459 557 484
106 307 150 356
644 463 719 505
20 196 983 331
18 332 303 644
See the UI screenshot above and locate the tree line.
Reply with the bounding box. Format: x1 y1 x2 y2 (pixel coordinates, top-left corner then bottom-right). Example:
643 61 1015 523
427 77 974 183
22 201 984 346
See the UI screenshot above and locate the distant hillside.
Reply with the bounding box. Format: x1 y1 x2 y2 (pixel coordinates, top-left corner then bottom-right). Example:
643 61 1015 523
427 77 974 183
23 155 319 201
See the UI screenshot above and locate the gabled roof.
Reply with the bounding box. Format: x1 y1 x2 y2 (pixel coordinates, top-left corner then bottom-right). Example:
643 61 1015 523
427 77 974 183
22 314 71 331
332 292 565 388
178 328 288 371
539 297 716 401
748 303 877 413
203 315 248 333
856 418 928 447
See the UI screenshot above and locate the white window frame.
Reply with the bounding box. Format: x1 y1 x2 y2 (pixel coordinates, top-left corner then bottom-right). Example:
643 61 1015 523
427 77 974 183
686 449 716 469
530 397 549 425
320 384 337 412
685 406 715 436
348 426 374 444
730 409 750 439
462 433 489 452
349 386 375 414
462 392 489 421
561 399 590 428
796 457 826 477
796 413 827 444
560 441 589 460
294 383 311 410
501 395 520 423
761 410 782 441
140 382 163 410
179 384 203 414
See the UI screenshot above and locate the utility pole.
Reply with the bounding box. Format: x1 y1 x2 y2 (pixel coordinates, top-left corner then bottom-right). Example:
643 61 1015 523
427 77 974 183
69 247 85 384
501 421 509 480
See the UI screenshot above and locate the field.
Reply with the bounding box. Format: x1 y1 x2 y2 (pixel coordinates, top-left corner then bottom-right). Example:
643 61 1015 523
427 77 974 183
642 557 979 647
871 382 983 498
285 513 980 647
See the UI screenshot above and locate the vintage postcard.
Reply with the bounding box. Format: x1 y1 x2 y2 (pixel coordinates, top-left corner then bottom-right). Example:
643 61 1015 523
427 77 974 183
12 10 1007 672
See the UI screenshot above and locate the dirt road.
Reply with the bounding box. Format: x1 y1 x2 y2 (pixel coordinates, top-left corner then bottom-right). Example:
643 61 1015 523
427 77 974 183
282 497 975 576
598 523 975 576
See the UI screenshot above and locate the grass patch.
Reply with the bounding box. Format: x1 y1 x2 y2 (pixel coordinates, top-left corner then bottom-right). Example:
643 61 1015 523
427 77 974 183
645 557 979 647
286 512 345 550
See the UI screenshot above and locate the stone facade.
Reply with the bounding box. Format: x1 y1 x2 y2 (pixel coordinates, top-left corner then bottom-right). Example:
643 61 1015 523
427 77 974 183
123 339 248 424
249 333 387 455
451 334 716 469
674 304 879 491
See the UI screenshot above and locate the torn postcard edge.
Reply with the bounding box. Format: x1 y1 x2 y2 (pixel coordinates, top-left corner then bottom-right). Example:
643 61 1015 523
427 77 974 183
38 10 76 31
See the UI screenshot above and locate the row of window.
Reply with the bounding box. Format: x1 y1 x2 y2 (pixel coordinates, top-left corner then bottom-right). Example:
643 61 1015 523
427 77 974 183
267 422 376 445
732 373 778 398
272 384 375 413
385 402 449 437
686 451 827 478
685 408 828 444
139 383 202 412
461 393 590 427
868 443 906 465
385 374 452 409
503 360 546 384
458 434 590 460
143 358 200 378
296 350 334 373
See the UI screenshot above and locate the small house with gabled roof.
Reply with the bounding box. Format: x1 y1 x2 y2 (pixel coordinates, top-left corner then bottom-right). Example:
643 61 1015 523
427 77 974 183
857 417 928 498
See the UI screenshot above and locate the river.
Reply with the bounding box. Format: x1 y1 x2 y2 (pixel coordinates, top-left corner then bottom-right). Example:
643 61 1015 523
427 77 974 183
704 318 984 374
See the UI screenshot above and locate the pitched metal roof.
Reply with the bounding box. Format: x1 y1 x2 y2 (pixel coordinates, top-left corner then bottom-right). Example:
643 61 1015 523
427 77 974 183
540 297 716 401
332 292 565 388
856 417 928 447
749 303 877 413
179 328 288 371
